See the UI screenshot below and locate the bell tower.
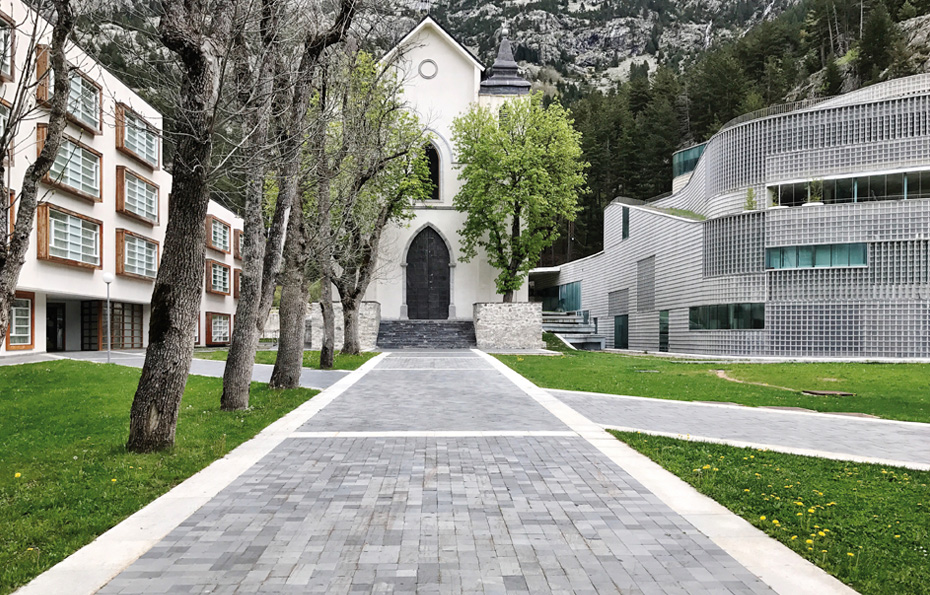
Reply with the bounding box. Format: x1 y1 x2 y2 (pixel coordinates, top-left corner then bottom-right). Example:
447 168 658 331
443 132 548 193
478 26 531 112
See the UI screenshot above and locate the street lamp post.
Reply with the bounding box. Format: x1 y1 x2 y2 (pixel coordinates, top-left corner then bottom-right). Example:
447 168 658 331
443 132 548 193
103 272 114 363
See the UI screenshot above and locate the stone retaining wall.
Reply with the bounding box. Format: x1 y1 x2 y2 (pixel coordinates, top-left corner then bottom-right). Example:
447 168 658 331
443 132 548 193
309 302 381 351
473 302 544 350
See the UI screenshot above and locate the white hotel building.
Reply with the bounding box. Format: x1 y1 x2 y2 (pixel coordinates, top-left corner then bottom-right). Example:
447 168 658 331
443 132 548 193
0 0 242 357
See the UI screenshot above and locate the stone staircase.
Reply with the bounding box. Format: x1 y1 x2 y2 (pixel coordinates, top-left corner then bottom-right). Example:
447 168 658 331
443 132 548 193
377 320 477 350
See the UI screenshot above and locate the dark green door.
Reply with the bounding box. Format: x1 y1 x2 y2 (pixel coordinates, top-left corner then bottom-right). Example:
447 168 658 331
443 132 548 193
613 315 628 349
659 310 669 352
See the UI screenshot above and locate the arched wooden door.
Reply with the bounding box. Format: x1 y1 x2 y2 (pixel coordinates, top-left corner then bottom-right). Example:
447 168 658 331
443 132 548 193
406 227 450 320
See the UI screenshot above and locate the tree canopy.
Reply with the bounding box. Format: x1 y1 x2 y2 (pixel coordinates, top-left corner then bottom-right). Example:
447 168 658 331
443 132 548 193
451 93 586 301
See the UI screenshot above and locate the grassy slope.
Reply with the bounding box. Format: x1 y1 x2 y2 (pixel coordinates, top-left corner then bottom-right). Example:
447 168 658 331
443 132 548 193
0 360 317 595
195 349 376 371
612 431 930 595
497 346 930 423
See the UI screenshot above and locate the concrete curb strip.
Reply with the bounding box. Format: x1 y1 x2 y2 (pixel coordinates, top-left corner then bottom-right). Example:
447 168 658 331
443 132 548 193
475 349 857 595
599 424 930 472
13 353 388 595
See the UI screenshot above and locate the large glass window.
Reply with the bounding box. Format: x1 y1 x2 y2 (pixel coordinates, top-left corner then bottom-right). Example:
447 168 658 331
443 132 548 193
614 315 629 349
123 233 157 278
208 216 231 252
9 298 31 346
124 170 158 222
208 261 230 295
689 303 765 330
0 18 12 80
672 143 706 177
208 313 230 344
559 281 581 312
49 137 100 198
766 243 868 270
118 105 159 168
68 73 100 130
622 207 630 239
425 144 440 201
48 208 100 266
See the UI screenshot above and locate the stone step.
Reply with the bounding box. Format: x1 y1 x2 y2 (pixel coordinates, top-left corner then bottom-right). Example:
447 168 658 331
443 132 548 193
377 320 477 349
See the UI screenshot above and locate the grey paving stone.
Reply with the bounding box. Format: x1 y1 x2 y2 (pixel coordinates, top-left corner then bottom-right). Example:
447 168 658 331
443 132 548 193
98 352 774 594
550 389 930 465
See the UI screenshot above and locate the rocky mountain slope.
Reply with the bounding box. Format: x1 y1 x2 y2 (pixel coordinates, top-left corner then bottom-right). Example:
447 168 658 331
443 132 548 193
395 0 803 88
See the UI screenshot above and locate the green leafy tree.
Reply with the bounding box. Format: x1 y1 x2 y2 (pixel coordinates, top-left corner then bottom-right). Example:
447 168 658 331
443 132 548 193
821 56 843 96
452 93 587 302
858 4 898 83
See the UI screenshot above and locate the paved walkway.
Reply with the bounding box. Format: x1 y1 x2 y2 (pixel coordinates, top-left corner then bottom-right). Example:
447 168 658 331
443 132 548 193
550 389 930 470
61 350 350 390
84 350 850 595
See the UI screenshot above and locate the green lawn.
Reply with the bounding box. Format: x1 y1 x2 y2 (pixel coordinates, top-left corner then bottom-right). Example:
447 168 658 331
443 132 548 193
0 360 317 595
497 340 930 423
612 431 930 595
195 349 377 371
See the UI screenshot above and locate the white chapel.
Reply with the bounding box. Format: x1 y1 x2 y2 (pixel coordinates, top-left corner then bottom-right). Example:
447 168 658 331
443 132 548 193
364 17 533 322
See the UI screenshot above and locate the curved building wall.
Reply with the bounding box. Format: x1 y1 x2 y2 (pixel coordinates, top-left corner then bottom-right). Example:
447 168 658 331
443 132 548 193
655 74 930 219
538 75 930 358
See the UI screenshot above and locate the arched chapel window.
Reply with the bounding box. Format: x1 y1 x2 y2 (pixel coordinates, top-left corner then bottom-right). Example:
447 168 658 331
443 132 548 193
425 143 440 201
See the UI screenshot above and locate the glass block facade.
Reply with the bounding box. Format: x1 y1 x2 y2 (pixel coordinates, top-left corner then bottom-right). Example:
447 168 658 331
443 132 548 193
535 74 930 358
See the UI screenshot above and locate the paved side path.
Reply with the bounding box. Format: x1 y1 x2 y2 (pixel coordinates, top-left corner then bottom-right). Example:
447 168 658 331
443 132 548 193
98 351 779 594
61 350 350 390
550 389 930 469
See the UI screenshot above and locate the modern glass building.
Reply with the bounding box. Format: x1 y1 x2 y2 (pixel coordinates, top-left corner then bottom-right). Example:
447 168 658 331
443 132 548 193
533 74 930 358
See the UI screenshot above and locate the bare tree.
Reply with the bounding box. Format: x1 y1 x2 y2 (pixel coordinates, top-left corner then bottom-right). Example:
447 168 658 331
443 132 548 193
126 0 238 453
318 52 431 356
0 0 76 347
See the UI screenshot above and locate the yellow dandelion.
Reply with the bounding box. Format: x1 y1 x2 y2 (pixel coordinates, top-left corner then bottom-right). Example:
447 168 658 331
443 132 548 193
894 535 900 538
821 550 827 553
806 539 813 544
790 536 798 540
808 508 816 513
26 547 33 551
797 512 803 516
818 531 825 537
744 489 750 492
760 515 766 521
111 478 117 483
702 465 711 470
847 553 855 557
14 472 21 478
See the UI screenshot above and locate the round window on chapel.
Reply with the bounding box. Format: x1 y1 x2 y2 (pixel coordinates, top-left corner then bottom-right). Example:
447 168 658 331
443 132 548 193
419 59 438 79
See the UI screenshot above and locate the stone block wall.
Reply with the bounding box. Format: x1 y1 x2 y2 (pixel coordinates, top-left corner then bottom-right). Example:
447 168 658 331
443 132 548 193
309 302 381 351
473 302 544 350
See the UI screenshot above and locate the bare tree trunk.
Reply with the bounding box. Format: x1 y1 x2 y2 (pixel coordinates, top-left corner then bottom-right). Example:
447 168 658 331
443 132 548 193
320 272 336 369
269 205 308 389
0 1 74 344
222 0 282 411
127 0 234 453
340 293 361 355
502 290 514 303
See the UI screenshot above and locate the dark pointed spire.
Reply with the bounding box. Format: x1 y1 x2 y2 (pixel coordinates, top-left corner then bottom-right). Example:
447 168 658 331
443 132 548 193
479 26 531 96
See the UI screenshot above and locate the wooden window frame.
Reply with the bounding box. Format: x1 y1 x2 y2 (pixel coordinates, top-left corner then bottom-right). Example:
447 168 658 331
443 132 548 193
205 312 231 346
65 69 103 135
5 291 35 351
116 166 160 225
233 229 242 260
205 259 231 296
0 97 13 166
206 214 231 254
37 124 104 203
115 102 159 170
0 11 15 84
36 203 103 270
116 228 159 281
233 268 241 299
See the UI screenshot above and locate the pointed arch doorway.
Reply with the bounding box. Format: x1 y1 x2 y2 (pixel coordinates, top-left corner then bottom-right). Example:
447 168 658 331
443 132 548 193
405 226 451 320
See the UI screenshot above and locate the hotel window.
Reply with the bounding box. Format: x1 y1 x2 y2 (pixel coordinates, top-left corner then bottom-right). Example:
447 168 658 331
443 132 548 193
689 303 765 331
116 166 159 224
37 204 102 269
6 291 34 350
0 11 13 83
117 104 159 168
206 312 231 345
38 126 102 202
68 71 101 132
206 215 231 253
233 229 242 260
206 259 230 295
233 268 241 299
82 301 143 350
766 243 867 270
117 229 158 279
